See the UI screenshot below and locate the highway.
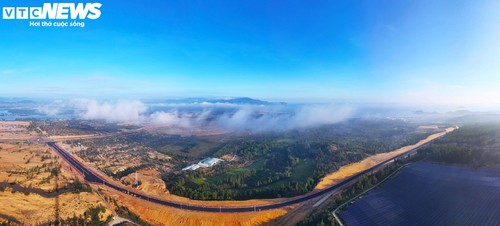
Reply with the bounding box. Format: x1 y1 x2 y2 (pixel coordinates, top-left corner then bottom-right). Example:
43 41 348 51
46 139 429 213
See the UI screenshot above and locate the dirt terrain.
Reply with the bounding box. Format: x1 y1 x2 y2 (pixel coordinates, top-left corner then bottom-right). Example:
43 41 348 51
0 121 36 140
0 189 109 225
0 121 457 225
0 125 112 225
99 168 285 208
102 186 291 226
314 127 455 190
85 127 455 225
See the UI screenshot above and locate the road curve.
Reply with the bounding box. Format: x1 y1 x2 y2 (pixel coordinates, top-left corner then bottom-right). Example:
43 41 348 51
46 133 439 213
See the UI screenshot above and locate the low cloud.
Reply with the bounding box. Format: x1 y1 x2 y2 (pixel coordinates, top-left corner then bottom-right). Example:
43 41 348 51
150 110 211 128
292 104 353 128
65 99 354 132
74 99 147 122
216 104 354 132
36 100 67 115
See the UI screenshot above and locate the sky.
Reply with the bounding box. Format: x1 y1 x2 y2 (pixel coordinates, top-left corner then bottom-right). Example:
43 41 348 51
1 0 499 108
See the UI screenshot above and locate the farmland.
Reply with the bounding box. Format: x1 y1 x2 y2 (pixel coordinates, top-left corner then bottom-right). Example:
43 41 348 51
339 162 500 225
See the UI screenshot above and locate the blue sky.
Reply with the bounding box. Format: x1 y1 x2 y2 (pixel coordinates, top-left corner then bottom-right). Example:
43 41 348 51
1 0 499 107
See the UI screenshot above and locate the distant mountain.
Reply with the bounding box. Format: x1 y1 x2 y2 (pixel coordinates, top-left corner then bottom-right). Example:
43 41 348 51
159 97 278 105
446 112 500 124
0 98 38 105
209 97 272 105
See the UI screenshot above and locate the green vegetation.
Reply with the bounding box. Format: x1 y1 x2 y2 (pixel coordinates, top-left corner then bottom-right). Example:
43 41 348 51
60 118 440 201
297 160 408 226
69 179 93 194
114 204 151 226
38 206 111 226
417 123 500 167
29 120 138 136
6 150 60 181
165 119 435 200
71 131 222 160
124 132 223 158
114 206 150 226
98 193 151 226
103 164 149 179
298 122 500 226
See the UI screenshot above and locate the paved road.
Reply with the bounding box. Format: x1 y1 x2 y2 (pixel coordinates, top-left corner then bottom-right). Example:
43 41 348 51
46 141 425 213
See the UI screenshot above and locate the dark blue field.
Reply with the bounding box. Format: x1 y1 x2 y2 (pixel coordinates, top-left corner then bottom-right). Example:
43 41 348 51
340 162 500 226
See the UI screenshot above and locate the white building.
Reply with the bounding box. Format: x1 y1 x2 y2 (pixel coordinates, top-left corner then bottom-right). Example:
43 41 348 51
198 157 222 167
182 164 201 171
182 157 223 171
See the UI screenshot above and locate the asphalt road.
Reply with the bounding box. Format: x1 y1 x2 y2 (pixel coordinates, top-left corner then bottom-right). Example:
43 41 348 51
46 141 420 213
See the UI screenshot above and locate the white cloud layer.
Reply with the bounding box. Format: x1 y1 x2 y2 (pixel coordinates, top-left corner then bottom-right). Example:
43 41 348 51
149 110 211 128
215 104 353 132
40 99 354 132
74 99 147 122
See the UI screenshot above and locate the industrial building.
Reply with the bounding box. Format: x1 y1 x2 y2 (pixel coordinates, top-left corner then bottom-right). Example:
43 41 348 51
182 157 223 171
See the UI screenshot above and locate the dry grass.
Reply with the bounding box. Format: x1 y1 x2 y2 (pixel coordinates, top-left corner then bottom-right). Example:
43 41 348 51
81 128 454 225
104 187 290 226
50 134 102 140
121 169 169 196
0 189 111 225
0 143 59 191
0 121 36 140
0 125 456 225
66 128 456 225
0 142 112 224
50 133 124 141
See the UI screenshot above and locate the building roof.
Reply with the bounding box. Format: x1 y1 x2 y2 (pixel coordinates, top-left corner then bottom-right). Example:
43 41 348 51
200 157 221 165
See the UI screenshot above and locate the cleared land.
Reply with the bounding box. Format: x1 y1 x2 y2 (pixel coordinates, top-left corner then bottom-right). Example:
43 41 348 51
0 122 112 224
0 121 36 140
102 186 290 226
71 128 455 225
0 121 456 225
0 142 112 225
314 127 455 190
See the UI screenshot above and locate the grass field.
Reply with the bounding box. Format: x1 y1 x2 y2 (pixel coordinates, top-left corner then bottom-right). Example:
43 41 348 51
192 158 315 193
157 140 222 158
206 159 267 184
